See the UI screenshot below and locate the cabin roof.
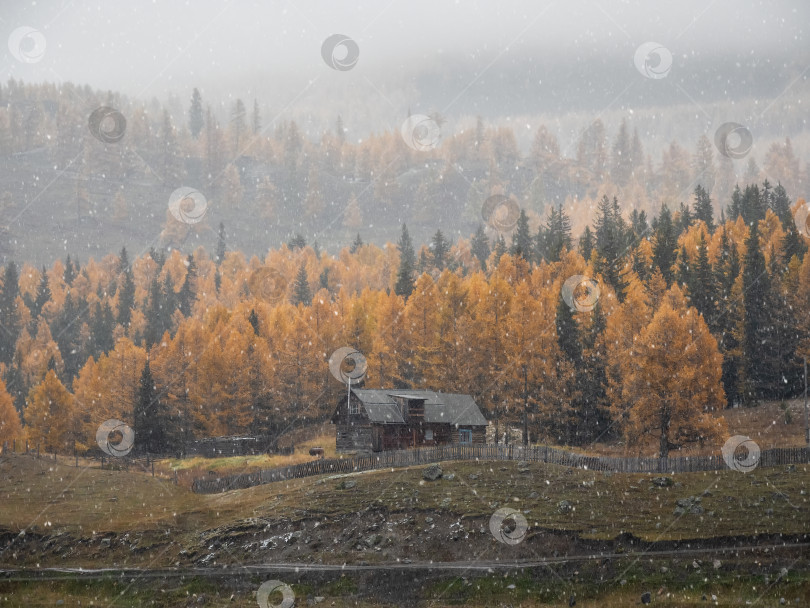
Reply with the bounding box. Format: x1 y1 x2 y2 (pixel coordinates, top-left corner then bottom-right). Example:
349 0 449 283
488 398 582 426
351 389 488 426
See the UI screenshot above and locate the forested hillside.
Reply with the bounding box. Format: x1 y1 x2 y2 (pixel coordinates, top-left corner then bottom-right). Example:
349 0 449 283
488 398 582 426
1 179 809 459
0 80 808 265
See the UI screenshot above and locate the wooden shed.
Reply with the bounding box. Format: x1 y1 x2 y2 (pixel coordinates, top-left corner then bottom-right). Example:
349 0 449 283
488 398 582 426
331 388 488 453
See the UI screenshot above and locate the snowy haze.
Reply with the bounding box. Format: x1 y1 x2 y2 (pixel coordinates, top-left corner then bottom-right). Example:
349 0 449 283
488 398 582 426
3 0 809 141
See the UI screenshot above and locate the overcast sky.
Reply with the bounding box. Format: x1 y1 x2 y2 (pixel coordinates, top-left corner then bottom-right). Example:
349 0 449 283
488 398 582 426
2 1 808 145
3 1 807 93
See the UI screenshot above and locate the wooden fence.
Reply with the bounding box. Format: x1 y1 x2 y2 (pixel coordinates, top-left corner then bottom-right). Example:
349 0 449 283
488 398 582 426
191 444 810 494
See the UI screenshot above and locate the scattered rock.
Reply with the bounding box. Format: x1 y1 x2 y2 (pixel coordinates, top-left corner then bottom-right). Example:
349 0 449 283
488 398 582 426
517 460 529 472
100 538 111 548
786 465 796 472
651 476 674 487
674 496 703 515
469 473 478 480
440 498 451 508
444 473 455 481
713 559 721 569
641 591 651 604
528 491 539 499
423 464 443 481
337 479 356 490
425 517 434 524
557 500 573 514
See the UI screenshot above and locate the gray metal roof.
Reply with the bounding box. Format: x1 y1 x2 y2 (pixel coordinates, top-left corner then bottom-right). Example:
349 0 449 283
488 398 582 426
352 389 488 426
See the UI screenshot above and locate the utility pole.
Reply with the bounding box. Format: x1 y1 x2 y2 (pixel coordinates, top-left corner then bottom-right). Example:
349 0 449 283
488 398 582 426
522 364 529 447
804 355 810 447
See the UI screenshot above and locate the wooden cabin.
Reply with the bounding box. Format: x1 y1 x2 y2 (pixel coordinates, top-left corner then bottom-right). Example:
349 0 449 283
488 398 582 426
331 388 488 453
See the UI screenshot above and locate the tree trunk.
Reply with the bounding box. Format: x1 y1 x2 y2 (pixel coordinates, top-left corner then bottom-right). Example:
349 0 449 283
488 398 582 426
659 409 671 458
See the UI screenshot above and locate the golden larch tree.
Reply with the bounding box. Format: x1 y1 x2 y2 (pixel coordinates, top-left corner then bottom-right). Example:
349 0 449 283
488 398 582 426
0 378 22 447
619 285 727 457
23 370 79 454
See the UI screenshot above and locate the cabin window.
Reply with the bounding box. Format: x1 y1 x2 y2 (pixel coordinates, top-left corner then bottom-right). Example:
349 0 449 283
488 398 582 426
459 429 472 444
424 429 433 441
349 400 359 415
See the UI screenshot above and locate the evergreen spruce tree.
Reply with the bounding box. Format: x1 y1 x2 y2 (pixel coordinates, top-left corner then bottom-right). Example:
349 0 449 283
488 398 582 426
292 262 311 306
0 261 20 365
693 184 715 232
350 233 363 254
149 247 166 271
188 88 204 139
510 209 533 263
216 222 227 265
394 224 416 298
431 230 450 270
100 301 115 353
63 255 77 285
677 202 694 234
652 205 678 284
52 290 83 386
417 249 430 275
593 195 628 299
691 233 717 322
545 205 572 262
727 185 743 220
144 277 165 348
319 267 330 290
534 225 549 262
629 209 649 242
3 362 26 416
767 246 802 399
178 255 196 317
493 235 507 260
715 230 741 406
741 221 773 403
162 275 178 336
31 266 50 320
555 297 581 444
287 233 307 250
579 301 611 440
578 226 595 261
134 360 167 455
740 184 766 225
248 309 260 336
470 225 490 270
769 183 793 227
117 247 135 329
